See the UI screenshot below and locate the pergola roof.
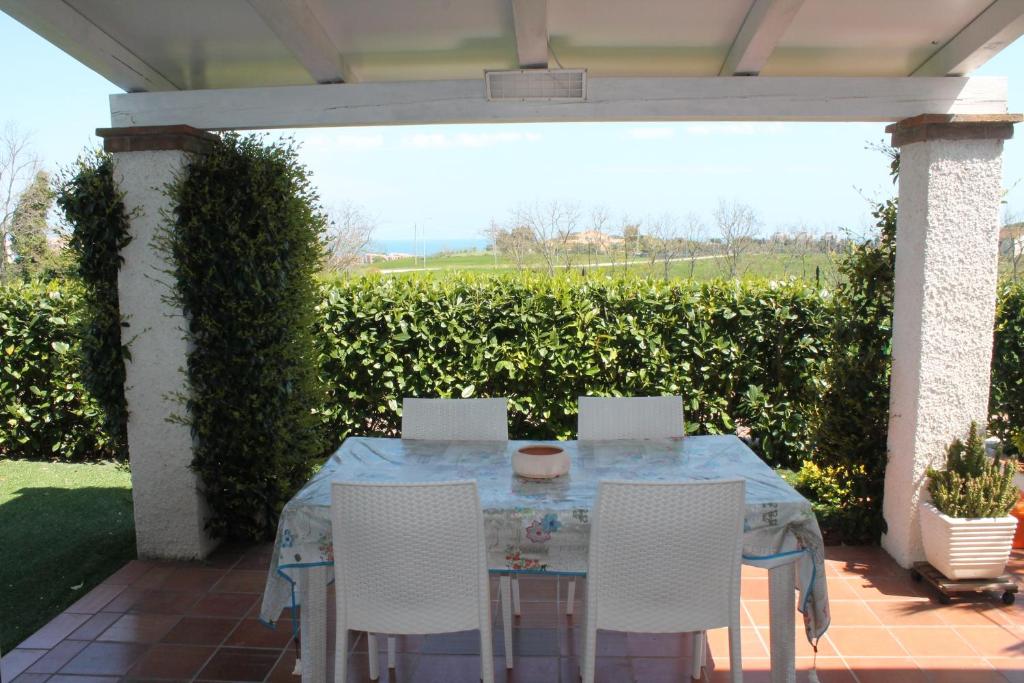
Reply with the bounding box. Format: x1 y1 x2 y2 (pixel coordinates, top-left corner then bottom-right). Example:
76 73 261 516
3 0 1024 93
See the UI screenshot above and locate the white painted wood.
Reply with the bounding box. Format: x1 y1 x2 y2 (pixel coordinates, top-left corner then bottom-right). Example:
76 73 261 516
109 76 1008 130
246 0 353 84
719 0 806 76
0 0 176 92
511 0 548 68
913 0 1024 76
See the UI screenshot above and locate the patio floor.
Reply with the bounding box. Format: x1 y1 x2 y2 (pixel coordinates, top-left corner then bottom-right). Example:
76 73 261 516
2 545 1022 683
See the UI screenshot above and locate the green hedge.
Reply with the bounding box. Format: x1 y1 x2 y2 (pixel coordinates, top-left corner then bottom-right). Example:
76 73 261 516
316 275 829 468
0 280 116 459
990 279 1024 450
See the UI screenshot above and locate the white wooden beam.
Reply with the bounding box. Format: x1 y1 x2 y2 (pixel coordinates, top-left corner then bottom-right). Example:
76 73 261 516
0 0 176 92
912 0 1024 76
511 0 548 68
719 0 805 76
109 76 1008 130
246 0 353 84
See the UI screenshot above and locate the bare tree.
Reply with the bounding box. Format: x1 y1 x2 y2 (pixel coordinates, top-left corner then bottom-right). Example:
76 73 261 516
324 202 375 274
619 216 640 274
482 219 502 268
1 124 41 281
679 211 706 279
713 199 760 278
587 205 611 269
1002 209 1024 282
496 224 535 270
644 213 685 280
512 201 580 275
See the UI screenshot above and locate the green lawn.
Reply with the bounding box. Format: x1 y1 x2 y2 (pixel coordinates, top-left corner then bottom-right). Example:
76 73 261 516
0 460 135 653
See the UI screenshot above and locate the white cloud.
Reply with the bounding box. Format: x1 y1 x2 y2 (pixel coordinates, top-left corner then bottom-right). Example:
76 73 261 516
626 127 676 140
401 131 542 149
684 122 788 136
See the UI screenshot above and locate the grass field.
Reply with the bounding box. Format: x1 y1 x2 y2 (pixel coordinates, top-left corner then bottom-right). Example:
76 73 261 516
0 460 135 653
350 250 842 284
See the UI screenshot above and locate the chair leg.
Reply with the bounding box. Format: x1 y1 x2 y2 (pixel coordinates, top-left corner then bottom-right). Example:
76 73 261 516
367 633 380 681
500 575 514 669
580 620 597 683
479 622 495 683
728 625 742 683
387 636 396 669
691 631 705 680
511 575 521 616
566 578 576 616
334 621 347 683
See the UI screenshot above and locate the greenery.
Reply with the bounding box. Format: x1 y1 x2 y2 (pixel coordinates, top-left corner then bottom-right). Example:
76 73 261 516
926 422 1017 518
990 278 1024 452
0 281 117 459
316 274 828 469
163 133 325 541
807 197 897 542
56 151 132 457
0 458 134 652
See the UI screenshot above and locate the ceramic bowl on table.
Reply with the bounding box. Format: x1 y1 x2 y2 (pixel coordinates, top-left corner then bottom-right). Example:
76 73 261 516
513 444 570 479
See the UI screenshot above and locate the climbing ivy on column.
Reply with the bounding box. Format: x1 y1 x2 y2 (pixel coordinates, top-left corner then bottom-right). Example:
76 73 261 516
164 134 326 540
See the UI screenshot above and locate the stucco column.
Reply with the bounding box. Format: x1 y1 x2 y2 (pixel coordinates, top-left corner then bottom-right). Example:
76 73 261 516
881 114 1021 568
97 125 219 560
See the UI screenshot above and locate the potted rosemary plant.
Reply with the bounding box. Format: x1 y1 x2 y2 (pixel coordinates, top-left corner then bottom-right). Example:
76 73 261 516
920 423 1018 580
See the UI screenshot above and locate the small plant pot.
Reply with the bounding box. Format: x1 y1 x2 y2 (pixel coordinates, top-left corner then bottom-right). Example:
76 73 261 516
920 502 1017 580
512 445 570 480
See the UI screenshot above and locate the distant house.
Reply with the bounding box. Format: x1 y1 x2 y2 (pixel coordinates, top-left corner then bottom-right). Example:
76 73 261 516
1000 223 1024 258
565 230 624 252
361 252 414 264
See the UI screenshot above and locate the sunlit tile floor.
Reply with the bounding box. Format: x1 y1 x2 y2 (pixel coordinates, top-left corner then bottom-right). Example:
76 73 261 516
3 545 1022 682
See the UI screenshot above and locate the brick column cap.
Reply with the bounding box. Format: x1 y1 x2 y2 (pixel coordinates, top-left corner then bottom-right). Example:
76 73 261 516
886 114 1023 148
95 125 218 154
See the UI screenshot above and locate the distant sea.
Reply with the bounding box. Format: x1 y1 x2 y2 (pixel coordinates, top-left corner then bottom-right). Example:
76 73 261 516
370 238 489 256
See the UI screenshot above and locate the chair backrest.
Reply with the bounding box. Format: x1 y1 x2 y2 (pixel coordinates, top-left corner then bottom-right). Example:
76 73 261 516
577 396 684 440
401 397 509 440
586 479 745 634
331 480 491 634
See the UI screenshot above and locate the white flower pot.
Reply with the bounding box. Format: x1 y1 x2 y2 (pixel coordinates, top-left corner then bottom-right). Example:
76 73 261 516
920 502 1016 580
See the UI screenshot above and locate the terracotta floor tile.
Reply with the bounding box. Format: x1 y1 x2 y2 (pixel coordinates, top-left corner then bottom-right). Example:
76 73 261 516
161 616 238 646
130 590 200 615
825 626 909 657
25 640 89 674
845 575 929 601
67 612 121 641
987 657 1024 683
705 626 768 660
630 655 697 682
869 599 947 626
843 657 926 683
511 600 562 627
96 613 180 643
937 602 1019 627
914 657 1004 683
820 579 862 601
196 646 280 681
126 642 216 678
225 618 295 649
211 569 267 594
59 641 149 676
572 629 627 657
756 626 838 657
493 655 560 683
742 578 770 600
10 673 51 683
48 675 122 683
187 591 258 618
102 560 157 586
889 626 978 658
1 650 47 680
159 566 227 593
17 612 92 649
412 654 488 683
821 599 883 626
795 658 857 683
953 625 1024 658
131 565 174 590
587 656 632 683
64 584 126 614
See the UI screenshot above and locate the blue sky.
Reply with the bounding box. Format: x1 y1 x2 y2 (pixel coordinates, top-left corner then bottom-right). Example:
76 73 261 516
2 11 1022 241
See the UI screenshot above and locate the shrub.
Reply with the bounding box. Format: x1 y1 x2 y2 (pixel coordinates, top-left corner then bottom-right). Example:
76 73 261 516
990 279 1024 452
0 280 116 459
56 151 132 458
315 274 829 468
926 422 1017 518
164 133 326 541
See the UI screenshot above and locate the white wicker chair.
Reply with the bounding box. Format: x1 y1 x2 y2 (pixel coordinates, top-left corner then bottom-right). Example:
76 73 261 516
401 397 509 440
581 479 746 683
331 480 495 683
577 395 684 441
564 395 686 616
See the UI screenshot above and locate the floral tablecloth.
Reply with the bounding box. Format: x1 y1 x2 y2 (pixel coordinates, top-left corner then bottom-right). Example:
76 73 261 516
260 435 830 644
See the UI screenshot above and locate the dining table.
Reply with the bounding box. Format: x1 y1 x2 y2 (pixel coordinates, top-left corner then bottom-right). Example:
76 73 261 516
259 435 830 683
